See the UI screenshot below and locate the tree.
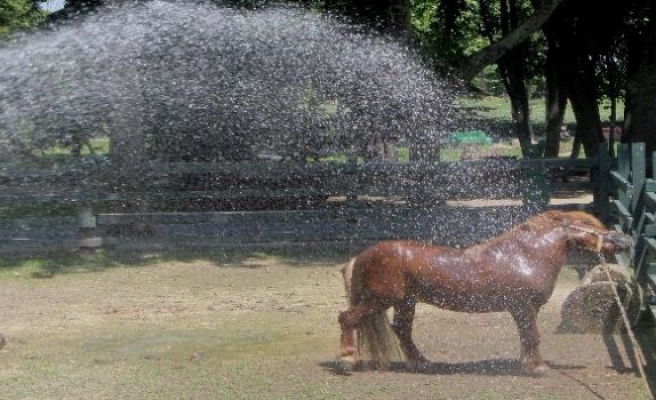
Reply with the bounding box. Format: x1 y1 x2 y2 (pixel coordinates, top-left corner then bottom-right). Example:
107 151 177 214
417 0 653 161
479 0 537 156
621 2 656 158
0 0 45 37
459 0 565 82
417 0 547 157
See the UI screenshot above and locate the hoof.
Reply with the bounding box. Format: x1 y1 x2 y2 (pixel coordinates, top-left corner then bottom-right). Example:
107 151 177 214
522 361 549 376
407 358 430 373
531 364 549 376
335 356 357 375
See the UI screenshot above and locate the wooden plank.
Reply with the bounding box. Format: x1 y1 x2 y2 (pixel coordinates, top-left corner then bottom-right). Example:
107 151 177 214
97 209 348 226
0 157 596 182
616 144 632 210
649 273 656 288
0 188 335 204
0 192 96 204
609 171 633 195
647 259 656 290
595 142 611 214
96 207 449 227
614 251 631 268
612 200 633 226
550 181 594 192
645 178 656 192
617 144 631 176
643 191 656 212
631 143 646 213
644 237 656 254
647 262 656 321
648 305 656 322
644 223 656 238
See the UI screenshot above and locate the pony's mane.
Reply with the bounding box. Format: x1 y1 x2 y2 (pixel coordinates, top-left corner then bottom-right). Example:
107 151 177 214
470 210 605 251
535 210 606 229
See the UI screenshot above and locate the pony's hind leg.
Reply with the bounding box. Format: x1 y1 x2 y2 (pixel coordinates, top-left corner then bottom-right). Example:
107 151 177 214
337 301 379 373
392 299 429 372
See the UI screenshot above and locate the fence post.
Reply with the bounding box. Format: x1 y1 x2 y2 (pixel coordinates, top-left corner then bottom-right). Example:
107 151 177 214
631 143 646 231
345 157 358 206
522 169 550 210
77 202 102 249
595 142 611 218
617 143 632 212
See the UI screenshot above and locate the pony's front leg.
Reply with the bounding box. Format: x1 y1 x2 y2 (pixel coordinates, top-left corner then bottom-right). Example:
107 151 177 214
509 306 547 374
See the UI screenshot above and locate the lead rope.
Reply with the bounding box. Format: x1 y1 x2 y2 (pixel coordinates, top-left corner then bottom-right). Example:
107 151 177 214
597 252 653 400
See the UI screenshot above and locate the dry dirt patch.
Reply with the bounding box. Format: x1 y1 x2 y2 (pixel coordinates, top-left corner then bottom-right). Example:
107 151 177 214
0 255 652 400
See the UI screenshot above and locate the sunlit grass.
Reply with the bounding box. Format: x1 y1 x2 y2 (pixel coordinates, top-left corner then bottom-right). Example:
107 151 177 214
0 245 352 280
459 95 624 126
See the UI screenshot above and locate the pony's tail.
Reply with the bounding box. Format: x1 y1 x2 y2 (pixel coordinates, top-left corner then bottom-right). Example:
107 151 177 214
341 258 398 369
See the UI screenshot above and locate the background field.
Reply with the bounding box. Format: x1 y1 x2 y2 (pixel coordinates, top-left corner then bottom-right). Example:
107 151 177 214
0 247 651 400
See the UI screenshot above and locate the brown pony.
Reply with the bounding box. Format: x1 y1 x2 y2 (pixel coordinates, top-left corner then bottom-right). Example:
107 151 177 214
336 210 631 374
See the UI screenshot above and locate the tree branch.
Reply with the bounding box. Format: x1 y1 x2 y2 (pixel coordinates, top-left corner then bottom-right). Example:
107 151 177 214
458 0 566 83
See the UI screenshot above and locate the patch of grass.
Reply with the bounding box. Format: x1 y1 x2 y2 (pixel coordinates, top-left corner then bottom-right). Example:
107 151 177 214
0 245 353 280
0 258 51 279
459 96 625 126
0 249 156 279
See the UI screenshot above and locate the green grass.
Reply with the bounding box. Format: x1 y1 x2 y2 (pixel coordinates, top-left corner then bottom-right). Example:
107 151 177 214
0 245 353 280
0 136 110 167
459 96 625 126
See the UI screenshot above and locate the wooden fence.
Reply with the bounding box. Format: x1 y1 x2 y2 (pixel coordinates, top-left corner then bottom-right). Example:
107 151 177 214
609 142 656 321
0 150 608 252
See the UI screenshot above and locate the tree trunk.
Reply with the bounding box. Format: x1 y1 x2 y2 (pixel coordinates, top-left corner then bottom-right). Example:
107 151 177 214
544 1 604 159
496 0 534 158
566 69 602 158
624 9 656 158
502 67 534 156
543 34 568 158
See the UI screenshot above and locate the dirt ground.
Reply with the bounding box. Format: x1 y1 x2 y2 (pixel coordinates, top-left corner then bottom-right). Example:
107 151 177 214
0 249 653 400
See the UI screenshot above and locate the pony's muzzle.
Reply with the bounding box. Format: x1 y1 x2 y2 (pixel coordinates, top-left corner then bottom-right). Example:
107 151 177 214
606 232 633 250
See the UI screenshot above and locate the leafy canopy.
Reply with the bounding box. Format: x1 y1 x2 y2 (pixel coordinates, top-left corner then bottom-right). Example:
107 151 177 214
0 0 46 37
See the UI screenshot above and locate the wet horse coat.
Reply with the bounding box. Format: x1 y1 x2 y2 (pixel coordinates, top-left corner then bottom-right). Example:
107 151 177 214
336 210 631 374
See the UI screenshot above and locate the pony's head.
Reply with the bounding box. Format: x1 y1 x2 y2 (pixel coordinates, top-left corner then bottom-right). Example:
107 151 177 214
545 210 632 253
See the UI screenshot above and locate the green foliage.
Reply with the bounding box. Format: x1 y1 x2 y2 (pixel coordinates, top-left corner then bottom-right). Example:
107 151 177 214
0 0 46 37
413 0 489 71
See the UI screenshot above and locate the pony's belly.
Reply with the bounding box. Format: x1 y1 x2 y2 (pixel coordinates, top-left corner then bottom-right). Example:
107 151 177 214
419 292 508 313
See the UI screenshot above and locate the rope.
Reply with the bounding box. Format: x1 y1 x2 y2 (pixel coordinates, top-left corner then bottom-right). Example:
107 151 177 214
564 223 606 253
598 255 653 400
